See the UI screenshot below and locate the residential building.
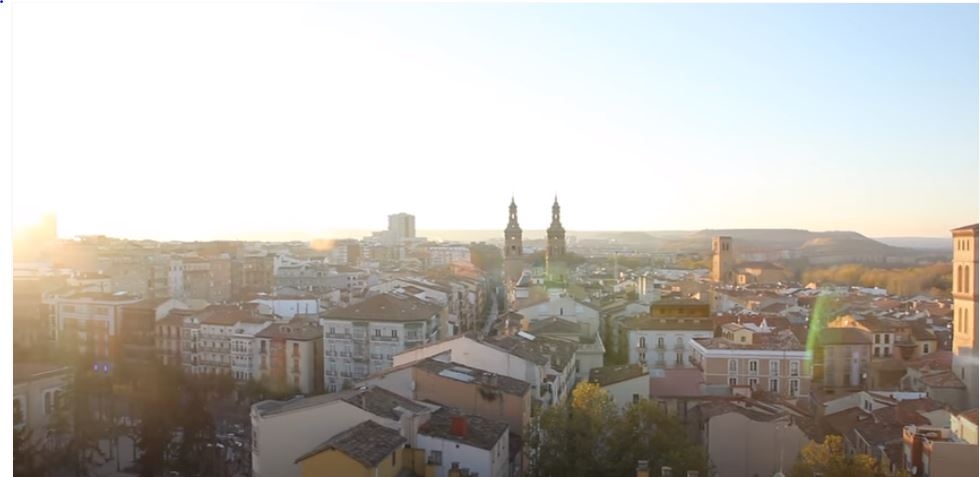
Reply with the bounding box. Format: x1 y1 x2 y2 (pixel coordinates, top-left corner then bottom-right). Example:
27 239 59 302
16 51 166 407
118 298 187 373
13 364 71 448
249 294 320 319
690 322 811 398
620 299 715 370
294 420 409 477
428 245 472 269
951 223 979 409
394 332 577 409
388 213 417 244
417 408 510 477
359 357 532 438
695 401 810 477
47 291 144 365
250 386 432 477
234 253 276 301
514 291 600 336
589 364 650 409
950 409 978 445
812 327 871 392
903 424 979 477
255 319 324 394
155 309 193 367
232 320 272 382
321 293 444 392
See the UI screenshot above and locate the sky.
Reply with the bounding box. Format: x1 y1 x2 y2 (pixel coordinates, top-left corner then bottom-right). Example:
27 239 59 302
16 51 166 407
8 2 979 241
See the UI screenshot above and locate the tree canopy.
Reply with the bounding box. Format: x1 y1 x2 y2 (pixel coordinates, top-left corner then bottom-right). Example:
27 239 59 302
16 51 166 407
529 382 709 477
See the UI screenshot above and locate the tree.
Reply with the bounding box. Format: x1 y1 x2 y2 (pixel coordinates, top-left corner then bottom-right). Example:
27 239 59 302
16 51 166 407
172 386 216 477
48 362 110 477
790 435 881 477
528 383 708 477
14 423 43 477
135 363 181 477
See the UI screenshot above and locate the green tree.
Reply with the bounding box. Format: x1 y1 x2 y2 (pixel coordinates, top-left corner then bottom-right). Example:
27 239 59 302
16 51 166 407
529 383 708 477
172 386 216 477
49 363 110 477
789 435 882 477
135 364 181 477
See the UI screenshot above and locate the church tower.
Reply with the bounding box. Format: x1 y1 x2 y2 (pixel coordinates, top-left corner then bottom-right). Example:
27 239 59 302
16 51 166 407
503 197 524 284
952 223 979 409
546 196 567 283
712 236 735 285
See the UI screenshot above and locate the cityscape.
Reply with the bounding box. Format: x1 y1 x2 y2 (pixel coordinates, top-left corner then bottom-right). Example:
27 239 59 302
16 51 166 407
6 3 980 477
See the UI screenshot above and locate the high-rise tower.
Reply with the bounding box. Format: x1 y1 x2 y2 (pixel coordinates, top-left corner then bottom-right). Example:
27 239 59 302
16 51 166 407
952 223 979 409
546 196 567 283
711 236 735 285
504 197 524 284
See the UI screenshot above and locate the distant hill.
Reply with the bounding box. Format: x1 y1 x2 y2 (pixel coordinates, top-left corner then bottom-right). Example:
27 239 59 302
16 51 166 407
874 237 950 250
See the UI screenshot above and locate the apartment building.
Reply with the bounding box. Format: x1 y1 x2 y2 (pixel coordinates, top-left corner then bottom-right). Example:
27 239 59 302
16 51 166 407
619 299 715 370
46 291 144 364
903 424 979 477
321 293 444 392
179 305 272 376
118 298 187 372
13 364 71 448
254 319 324 394
231 321 273 382
427 245 472 268
689 322 811 398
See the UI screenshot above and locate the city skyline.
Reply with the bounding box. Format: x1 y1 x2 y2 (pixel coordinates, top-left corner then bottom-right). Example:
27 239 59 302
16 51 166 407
9 3 979 240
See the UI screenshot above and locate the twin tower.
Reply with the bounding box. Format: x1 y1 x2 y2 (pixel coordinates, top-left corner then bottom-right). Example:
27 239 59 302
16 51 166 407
504 196 567 284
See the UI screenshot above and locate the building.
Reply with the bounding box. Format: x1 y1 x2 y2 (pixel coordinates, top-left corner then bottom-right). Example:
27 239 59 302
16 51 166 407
588 364 650 408
812 327 872 392
118 298 187 375
47 291 144 366
250 386 431 477
690 322 811 398
321 293 444 392
903 424 979 477
249 294 320 319
394 332 577 409
254 319 324 394
231 320 273 383
427 245 472 269
951 223 978 409
504 197 524 285
13 364 71 449
734 262 788 286
388 213 417 244
545 196 567 283
695 401 809 477
359 357 532 438
294 420 409 477
711 236 735 285
619 299 715 370
416 408 510 477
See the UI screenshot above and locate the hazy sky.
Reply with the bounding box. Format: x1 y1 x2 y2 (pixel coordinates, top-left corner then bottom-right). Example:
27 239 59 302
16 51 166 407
9 2 979 241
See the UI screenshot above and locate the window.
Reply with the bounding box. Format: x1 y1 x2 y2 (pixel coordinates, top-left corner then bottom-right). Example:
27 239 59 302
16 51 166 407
657 337 665 349
728 377 738 386
748 378 758 389
884 334 890 344
639 336 646 348
375 329 382 337
429 450 442 465
292 343 299 355
874 347 880 357
769 379 779 392
329 327 335 335
923 344 930 354
749 360 759 374
790 379 800 397
728 359 738 373
875 334 881 344
675 352 683 365
391 329 398 338
638 352 646 363
790 361 800 377
633 393 641 403
770 361 780 377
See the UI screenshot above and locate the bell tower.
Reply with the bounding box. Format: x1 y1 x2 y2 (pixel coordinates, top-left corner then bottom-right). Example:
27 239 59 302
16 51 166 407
952 223 979 409
504 197 524 284
546 195 567 283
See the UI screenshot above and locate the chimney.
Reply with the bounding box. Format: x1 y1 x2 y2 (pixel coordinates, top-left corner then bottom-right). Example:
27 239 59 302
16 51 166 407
451 416 468 438
661 466 673 477
636 460 650 477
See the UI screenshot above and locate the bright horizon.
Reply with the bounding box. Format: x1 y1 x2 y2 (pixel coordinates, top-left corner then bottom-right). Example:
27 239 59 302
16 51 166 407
9 3 979 241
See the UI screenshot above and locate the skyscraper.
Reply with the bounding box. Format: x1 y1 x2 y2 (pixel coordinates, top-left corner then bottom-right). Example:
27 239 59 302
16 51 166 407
387 213 416 243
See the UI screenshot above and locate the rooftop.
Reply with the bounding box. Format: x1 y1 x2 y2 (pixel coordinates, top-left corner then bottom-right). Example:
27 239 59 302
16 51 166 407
419 407 508 451
255 321 321 341
254 385 428 419
322 293 443 323
414 358 531 397
818 327 871 346
13 363 71 385
621 315 715 331
294 420 406 467
695 329 805 352
589 364 648 387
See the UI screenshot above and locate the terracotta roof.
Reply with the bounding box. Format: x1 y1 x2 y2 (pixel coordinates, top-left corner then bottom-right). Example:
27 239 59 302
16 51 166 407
694 329 804 351
419 407 508 451
255 321 321 341
294 420 405 467
959 409 979 425
919 370 966 389
589 364 648 387
649 367 704 398
321 293 442 323
482 333 577 370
